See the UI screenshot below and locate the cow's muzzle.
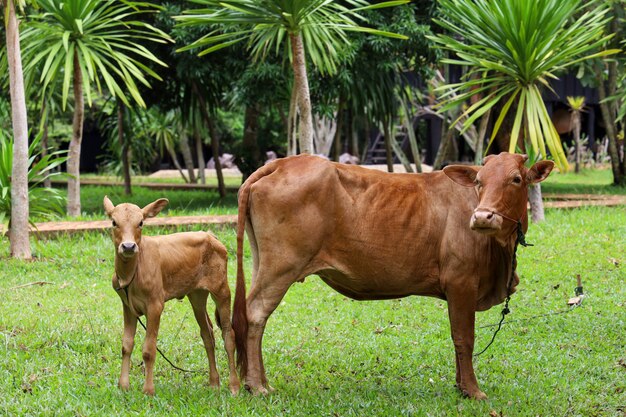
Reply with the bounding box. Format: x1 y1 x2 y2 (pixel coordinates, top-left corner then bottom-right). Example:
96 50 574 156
118 241 138 257
470 209 503 234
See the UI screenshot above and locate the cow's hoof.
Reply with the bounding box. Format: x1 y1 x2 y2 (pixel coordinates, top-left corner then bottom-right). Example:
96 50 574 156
245 383 269 396
118 381 130 391
143 385 155 396
209 379 220 390
229 384 240 396
462 388 487 400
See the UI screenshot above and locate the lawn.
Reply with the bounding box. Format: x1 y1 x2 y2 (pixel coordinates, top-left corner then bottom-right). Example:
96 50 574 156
1 169 624 416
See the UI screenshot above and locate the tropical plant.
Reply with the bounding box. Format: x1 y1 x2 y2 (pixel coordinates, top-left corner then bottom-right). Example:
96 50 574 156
0 133 67 234
175 0 409 155
21 0 170 216
566 96 585 173
431 0 617 173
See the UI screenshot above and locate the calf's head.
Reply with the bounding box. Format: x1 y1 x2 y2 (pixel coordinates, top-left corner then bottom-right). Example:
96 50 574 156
103 196 169 258
443 152 554 237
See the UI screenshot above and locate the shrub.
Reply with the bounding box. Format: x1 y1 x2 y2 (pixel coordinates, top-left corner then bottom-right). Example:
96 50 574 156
0 132 67 229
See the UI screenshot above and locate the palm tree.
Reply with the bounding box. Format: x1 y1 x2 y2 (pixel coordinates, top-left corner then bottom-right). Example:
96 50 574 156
433 0 615 170
21 0 169 216
2 0 31 259
431 0 617 221
566 96 585 173
175 0 408 155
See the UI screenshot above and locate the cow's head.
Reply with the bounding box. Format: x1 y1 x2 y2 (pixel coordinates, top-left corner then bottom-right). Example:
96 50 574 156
103 196 169 258
443 152 554 238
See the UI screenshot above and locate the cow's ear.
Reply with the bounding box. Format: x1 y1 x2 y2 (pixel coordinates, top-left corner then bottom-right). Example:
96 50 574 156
443 165 479 187
103 196 115 217
527 160 554 184
143 198 169 219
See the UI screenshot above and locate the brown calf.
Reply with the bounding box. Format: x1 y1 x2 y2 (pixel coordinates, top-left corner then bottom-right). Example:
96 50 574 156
103 196 239 395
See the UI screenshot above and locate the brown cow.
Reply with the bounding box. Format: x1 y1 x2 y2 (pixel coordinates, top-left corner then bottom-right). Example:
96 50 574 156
232 152 553 399
103 196 239 396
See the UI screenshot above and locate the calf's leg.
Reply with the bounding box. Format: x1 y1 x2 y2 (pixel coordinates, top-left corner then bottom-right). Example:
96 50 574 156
142 301 164 396
119 303 137 391
188 291 220 389
210 287 240 395
446 287 486 400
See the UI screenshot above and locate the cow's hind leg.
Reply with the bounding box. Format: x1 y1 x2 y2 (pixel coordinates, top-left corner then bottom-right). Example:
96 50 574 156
210 283 240 395
188 291 220 389
244 272 294 395
446 286 486 400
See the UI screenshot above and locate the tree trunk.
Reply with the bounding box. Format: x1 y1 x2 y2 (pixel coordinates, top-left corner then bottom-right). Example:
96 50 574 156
287 85 298 156
290 33 313 154
67 52 84 217
474 108 491 164
118 101 131 195
195 131 206 185
595 64 625 185
192 81 225 196
333 98 344 161
6 0 31 259
240 104 261 182
383 120 394 173
41 105 51 188
434 120 456 170
402 100 422 173
572 110 581 174
179 131 196 183
167 146 188 183
207 119 225 197
529 183 545 223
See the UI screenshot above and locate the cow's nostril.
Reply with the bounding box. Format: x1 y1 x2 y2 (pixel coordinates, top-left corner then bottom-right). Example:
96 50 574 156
486 212 494 220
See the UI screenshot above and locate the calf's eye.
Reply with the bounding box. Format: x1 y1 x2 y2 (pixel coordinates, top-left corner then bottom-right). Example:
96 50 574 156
112 220 117 227
513 176 522 184
139 220 144 228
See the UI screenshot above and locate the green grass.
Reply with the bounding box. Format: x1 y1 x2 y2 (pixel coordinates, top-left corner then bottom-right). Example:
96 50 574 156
1 205 625 416
542 167 626 195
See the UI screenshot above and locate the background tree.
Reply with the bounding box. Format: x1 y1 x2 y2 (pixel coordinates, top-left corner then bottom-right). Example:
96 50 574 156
175 0 409 156
431 0 617 221
21 0 169 216
2 0 31 258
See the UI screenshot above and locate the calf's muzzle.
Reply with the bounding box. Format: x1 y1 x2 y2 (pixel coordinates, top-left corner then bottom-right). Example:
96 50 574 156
119 241 138 256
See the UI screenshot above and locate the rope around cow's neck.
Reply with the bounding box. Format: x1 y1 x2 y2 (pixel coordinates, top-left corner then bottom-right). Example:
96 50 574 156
474 219 532 357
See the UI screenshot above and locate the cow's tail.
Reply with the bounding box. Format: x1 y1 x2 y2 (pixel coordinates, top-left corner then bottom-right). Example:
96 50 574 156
232 163 279 379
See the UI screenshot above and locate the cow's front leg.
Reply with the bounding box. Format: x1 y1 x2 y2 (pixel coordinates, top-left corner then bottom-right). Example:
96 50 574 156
119 303 137 391
142 301 163 396
446 288 486 400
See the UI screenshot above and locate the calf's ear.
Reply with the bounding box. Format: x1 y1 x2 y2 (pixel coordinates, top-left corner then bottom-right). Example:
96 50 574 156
443 165 479 187
143 198 169 219
103 196 115 217
527 160 554 184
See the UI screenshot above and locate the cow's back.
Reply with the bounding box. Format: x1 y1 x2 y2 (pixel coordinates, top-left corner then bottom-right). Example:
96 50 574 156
245 155 503 303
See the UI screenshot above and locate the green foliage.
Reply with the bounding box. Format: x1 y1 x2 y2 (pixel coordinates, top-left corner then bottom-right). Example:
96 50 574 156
20 0 171 109
0 133 67 229
431 0 618 171
175 0 409 74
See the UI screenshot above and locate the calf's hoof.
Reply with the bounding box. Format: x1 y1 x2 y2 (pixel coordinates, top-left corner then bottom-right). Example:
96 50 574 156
143 385 155 396
118 381 130 391
229 383 240 396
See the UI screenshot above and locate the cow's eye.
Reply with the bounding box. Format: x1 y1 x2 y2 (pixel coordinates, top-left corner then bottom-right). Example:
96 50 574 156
512 176 522 185
112 220 117 227
139 220 144 228
475 179 482 188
